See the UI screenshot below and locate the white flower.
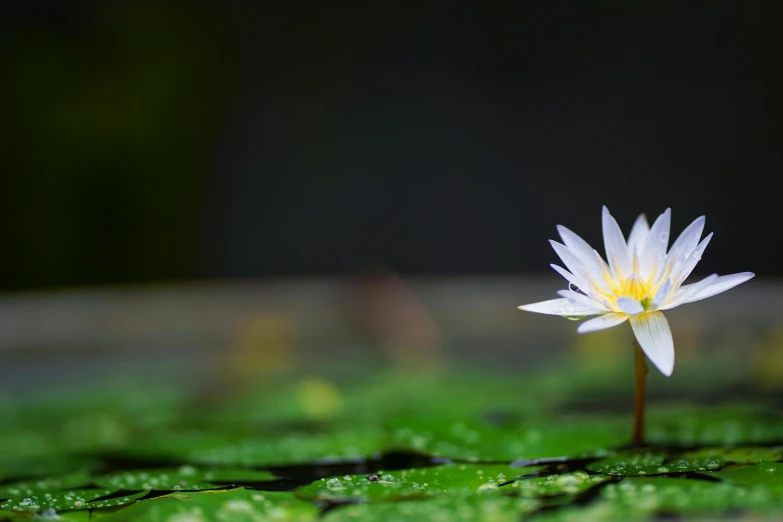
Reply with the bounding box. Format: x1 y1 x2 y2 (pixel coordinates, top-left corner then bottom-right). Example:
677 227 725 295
518 206 754 377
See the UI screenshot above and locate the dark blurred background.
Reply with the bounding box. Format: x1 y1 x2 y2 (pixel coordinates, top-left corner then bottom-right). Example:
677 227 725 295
1 1 781 291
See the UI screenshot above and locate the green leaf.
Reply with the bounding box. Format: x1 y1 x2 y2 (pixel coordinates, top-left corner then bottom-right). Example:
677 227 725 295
602 476 783 514
0 472 92 499
679 446 783 466
387 415 626 461
0 489 146 512
709 462 783 492
98 488 319 522
93 465 275 491
296 463 539 502
646 405 783 446
184 429 387 467
322 495 540 522
509 471 610 497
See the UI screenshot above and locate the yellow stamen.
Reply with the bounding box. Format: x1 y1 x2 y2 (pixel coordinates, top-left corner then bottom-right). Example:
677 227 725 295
623 274 649 301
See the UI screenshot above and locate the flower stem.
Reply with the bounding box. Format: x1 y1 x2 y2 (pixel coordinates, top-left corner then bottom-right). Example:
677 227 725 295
632 339 648 445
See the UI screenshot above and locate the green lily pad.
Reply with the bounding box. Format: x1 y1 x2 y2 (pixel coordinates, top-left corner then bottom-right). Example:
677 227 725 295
221 371 544 426
296 463 538 502
586 452 668 476
602 476 783 514
508 471 610 497
322 495 540 522
0 472 92 499
0 457 100 483
121 424 388 468
98 488 318 522
586 450 728 476
646 405 783 446
710 462 783 491
518 499 648 522
93 466 275 492
679 446 783 465
201 468 278 484
387 415 625 462
0 489 146 512
94 465 273 491
184 429 387 467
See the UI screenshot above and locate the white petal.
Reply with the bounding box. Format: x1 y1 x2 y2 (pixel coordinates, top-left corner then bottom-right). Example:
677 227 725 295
518 298 604 316
673 233 713 285
659 274 718 310
602 206 631 279
556 289 609 311
651 277 673 309
639 208 671 278
550 264 589 294
557 225 601 273
627 214 649 257
616 297 644 316
668 215 705 260
682 272 755 304
588 250 614 293
576 312 628 333
551 264 607 303
630 312 674 377
550 241 593 281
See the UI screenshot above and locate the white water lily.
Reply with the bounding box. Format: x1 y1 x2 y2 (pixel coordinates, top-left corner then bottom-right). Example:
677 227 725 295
518 207 754 377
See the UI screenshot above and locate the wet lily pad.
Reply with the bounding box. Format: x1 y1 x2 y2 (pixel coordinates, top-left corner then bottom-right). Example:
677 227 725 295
296 463 538 502
121 425 388 468
0 363 781 520
509 471 610 497
322 495 540 522
603 476 783 515
586 451 727 476
94 465 274 491
679 446 783 466
98 488 318 521
588 444 782 477
646 405 783 446
0 472 92 499
710 462 783 491
387 415 626 462
0 489 146 512
586 452 669 476
184 429 387 467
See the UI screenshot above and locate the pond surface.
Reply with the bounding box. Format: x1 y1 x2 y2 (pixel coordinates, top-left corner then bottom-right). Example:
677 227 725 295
0 278 781 520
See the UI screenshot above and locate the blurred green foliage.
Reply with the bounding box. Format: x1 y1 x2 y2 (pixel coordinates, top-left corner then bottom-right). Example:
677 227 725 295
0 359 780 520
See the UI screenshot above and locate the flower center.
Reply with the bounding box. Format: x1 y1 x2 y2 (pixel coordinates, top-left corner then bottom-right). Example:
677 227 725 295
621 274 650 302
